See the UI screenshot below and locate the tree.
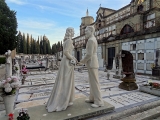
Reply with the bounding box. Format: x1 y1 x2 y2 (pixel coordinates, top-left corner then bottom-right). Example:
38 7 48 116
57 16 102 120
37 36 40 54
22 33 27 54
16 31 23 53
26 33 30 54
43 35 46 54
0 0 18 54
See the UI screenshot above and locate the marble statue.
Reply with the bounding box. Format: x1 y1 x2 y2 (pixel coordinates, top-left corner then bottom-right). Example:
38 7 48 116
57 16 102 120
46 27 77 112
14 61 20 78
111 57 116 71
5 50 12 78
79 26 104 108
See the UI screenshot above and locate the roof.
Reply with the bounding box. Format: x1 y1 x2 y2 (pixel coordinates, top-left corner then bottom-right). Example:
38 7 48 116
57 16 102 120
96 7 116 14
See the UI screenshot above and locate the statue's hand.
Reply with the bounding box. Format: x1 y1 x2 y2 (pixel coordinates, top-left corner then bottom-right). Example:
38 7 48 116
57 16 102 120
77 62 84 66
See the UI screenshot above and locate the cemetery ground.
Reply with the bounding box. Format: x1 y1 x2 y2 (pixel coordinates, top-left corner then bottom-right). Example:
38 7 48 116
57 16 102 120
1 69 160 119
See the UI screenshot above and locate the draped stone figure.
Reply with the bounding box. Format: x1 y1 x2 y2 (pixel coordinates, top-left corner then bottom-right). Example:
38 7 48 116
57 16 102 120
79 26 104 108
46 27 77 112
5 50 12 78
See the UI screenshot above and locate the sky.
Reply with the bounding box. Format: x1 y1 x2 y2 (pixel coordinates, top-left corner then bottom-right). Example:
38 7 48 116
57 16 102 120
5 0 130 45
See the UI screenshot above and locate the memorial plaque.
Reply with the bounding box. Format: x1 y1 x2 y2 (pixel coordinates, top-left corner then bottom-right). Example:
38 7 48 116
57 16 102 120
157 41 160 49
137 63 144 70
145 42 154 49
31 92 51 99
146 63 152 71
146 53 154 60
137 43 144 50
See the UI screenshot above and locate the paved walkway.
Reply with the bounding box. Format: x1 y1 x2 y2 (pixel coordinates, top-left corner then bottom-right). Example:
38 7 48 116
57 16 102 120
0 69 160 119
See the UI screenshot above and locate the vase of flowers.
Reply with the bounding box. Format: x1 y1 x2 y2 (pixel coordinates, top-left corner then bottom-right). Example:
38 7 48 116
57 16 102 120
0 76 20 115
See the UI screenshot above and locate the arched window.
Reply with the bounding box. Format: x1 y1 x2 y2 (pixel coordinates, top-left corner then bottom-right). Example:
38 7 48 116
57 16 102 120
137 0 144 5
120 24 134 35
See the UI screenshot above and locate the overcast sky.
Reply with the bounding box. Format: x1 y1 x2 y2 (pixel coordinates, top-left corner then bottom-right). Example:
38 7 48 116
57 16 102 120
6 0 130 45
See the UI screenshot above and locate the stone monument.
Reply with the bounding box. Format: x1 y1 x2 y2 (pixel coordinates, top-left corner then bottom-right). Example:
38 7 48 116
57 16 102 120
5 50 12 78
152 49 160 76
113 54 123 79
111 57 116 71
79 25 104 108
119 50 138 91
14 61 20 78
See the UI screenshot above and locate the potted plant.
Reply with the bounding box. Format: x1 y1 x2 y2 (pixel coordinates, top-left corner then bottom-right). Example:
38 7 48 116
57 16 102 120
0 76 20 115
17 108 30 120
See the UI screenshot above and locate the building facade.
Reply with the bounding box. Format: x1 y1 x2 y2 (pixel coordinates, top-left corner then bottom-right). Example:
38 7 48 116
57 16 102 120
73 0 160 74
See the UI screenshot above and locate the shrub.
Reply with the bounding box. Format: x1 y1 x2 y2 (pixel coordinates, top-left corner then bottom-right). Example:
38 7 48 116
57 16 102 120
0 57 6 64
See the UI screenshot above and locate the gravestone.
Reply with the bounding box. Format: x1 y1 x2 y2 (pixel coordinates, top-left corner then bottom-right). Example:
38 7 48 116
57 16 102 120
111 57 116 71
113 55 123 79
119 50 138 91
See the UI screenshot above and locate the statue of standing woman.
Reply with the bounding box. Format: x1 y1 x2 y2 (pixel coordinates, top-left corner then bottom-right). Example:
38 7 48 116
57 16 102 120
46 27 77 112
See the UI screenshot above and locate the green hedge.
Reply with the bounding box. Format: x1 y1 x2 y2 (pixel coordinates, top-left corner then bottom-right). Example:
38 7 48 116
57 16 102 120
0 57 6 64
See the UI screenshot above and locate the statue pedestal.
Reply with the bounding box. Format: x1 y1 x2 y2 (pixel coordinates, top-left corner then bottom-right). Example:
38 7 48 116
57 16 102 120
0 97 115 120
119 73 138 91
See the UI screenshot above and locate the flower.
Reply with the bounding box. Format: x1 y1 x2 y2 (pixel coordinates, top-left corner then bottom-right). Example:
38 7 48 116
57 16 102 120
21 66 29 74
145 82 160 89
0 76 20 95
151 63 155 69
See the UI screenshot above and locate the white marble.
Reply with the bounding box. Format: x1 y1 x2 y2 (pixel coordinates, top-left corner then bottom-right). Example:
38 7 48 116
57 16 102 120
5 50 12 78
80 26 104 107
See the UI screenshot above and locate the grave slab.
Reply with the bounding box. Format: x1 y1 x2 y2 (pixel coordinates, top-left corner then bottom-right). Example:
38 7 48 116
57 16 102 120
0 97 115 120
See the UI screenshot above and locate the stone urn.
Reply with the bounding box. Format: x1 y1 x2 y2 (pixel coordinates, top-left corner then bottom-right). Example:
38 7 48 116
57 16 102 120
119 50 138 91
2 94 16 115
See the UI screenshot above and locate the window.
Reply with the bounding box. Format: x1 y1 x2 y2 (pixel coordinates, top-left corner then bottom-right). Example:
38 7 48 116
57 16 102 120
137 0 144 5
120 24 134 34
144 13 155 28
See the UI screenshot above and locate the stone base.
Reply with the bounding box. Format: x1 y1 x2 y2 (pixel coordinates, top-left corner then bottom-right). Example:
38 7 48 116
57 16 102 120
0 97 115 120
113 75 123 79
119 82 138 91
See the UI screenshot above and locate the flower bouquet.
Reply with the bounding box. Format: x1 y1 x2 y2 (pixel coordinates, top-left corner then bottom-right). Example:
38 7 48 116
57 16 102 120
140 81 160 97
144 82 160 89
0 76 20 95
21 66 29 74
17 108 30 120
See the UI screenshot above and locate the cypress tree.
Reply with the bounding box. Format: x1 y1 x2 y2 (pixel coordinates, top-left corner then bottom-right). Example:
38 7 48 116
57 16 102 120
0 0 18 54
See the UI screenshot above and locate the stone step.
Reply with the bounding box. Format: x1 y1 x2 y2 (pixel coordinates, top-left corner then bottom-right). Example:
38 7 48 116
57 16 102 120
120 106 160 120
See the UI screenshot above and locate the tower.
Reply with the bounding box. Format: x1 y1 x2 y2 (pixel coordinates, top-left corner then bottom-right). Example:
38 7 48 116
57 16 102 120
80 9 94 35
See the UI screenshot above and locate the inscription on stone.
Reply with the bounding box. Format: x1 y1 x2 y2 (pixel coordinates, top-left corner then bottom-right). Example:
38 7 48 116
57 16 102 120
146 53 154 61
137 63 144 70
137 43 144 50
32 92 51 99
145 42 154 49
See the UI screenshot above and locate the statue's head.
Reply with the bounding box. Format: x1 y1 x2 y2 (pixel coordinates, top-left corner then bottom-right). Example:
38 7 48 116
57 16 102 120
85 26 95 39
64 27 74 41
